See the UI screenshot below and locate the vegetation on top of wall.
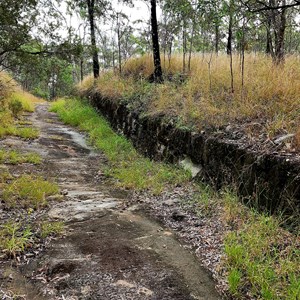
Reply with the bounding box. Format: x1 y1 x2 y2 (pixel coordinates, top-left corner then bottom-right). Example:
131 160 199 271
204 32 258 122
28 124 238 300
78 54 300 149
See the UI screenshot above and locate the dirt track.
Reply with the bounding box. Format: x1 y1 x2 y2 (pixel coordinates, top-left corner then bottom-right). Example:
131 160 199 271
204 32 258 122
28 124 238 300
0 104 220 300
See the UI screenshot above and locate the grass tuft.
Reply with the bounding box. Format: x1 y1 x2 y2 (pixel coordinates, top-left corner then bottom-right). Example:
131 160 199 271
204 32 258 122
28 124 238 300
2 175 59 209
40 221 64 238
224 201 300 300
183 186 299 299
0 149 41 164
0 222 33 257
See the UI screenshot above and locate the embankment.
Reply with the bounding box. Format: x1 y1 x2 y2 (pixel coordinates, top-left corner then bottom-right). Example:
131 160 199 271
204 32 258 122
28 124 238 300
88 92 300 220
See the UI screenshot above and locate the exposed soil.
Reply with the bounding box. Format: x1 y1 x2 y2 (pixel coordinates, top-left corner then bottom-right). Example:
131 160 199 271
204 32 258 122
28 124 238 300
0 104 221 300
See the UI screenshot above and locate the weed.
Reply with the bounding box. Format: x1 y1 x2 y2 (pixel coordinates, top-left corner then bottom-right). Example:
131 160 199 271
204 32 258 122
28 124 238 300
222 189 248 227
23 152 42 164
2 175 59 209
17 120 33 126
185 184 216 216
40 221 64 238
0 124 39 139
0 222 33 257
224 210 300 300
0 149 41 164
0 168 13 189
50 98 191 192
9 98 23 118
15 127 39 139
228 268 242 295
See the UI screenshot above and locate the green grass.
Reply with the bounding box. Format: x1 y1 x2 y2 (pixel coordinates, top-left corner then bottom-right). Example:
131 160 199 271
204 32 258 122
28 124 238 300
2 175 59 209
223 199 300 299
0 125 39 139
220 190 299 300
0 149 41 164
9 91 35 113
0 83 39 140
185 184 217 217
0 168 13 186
183 187 300 299
40 221 64 238
0 220 64 258
14 127 40 139
0 222 33 257
50 98 191 193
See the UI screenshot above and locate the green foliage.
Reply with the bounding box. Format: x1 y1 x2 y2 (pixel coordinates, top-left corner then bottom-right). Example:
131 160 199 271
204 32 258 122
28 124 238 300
2 175 59 209
228 268 242 295
40 221 64 238
0 222 33 257
0 149 41 164
50 98 191 193
224 212 300 300
8 99 23 118
0 0 37 60
15 127 40 139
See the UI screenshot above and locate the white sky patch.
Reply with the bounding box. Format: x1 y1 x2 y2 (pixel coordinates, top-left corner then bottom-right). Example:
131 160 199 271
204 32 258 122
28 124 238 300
56 0 153 40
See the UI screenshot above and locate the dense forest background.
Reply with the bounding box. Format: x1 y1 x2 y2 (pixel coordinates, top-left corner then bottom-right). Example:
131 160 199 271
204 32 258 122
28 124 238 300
1 0 300 98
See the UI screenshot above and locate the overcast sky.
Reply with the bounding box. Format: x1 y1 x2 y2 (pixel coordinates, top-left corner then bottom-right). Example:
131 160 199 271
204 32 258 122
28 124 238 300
58 0 152 40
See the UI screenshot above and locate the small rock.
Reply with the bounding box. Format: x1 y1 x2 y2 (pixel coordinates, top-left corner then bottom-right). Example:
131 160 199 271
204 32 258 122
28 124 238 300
225 125 232 132
274 134 295 145
60 189 68 196
163 198 180 206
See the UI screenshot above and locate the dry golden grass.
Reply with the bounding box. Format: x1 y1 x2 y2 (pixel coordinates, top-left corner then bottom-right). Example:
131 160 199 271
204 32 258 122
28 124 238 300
1 72 43 108
78 53 300 137
0 71 43 137
77 74 94 95
0 72 16 105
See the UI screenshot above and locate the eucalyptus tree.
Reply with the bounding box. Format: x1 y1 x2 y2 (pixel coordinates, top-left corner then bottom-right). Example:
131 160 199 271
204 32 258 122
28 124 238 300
242 0 299 63
67 0 111 78
111 11 134 74
150 0 163 82
0 0 38 67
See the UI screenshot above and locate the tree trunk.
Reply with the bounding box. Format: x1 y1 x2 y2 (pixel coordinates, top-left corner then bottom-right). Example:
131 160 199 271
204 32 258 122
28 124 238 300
215 22 219 54
227 0 233 55
266 12 273 54
188 23 195 72
182 23 187 73
80 59 84 82
117 14 122 74
168 38 172 68
150 0 163 83
269 0 286 64
275 6 286 63
87 0 100 78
